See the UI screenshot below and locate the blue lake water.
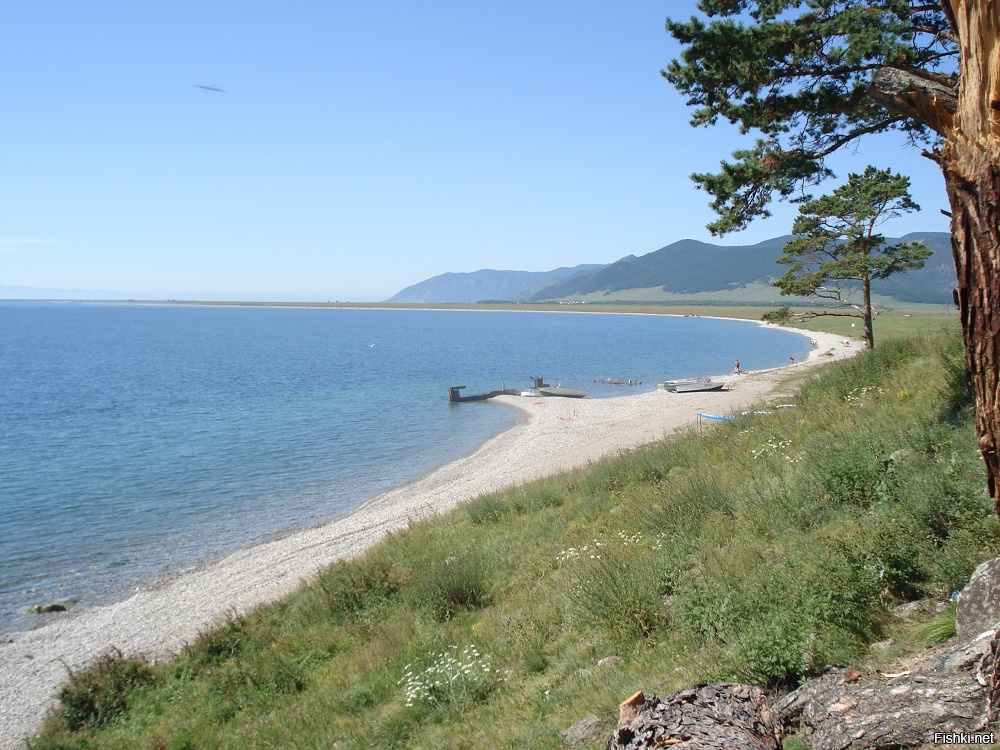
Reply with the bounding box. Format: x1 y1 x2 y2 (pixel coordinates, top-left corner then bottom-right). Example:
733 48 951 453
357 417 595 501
0 302 810 631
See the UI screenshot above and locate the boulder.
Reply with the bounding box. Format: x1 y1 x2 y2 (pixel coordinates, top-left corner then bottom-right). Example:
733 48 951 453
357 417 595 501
562 715 604 747
957 557 1000 637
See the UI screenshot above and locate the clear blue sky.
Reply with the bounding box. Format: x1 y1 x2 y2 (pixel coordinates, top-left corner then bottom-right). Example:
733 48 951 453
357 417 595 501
1 2 950 301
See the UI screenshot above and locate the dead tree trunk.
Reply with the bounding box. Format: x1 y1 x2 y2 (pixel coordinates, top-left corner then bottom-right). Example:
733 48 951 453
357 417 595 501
606 685 781 750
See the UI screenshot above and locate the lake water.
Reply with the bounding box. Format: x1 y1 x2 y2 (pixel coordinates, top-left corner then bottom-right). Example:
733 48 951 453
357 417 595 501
0 302 810 631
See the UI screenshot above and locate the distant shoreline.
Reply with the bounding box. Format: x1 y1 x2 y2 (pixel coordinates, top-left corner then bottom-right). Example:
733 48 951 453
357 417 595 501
1 297 949 315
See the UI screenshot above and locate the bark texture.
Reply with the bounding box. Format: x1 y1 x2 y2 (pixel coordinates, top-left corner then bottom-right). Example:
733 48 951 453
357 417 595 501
606 684 781 750
605 630 1000 750
944 163 1000 506
940 0 1000 509
777 631 996 749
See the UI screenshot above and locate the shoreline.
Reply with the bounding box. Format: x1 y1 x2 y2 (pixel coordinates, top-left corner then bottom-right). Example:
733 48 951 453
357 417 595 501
0 326 857 749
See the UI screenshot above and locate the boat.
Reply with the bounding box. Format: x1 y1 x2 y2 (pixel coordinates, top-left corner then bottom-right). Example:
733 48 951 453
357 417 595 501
531 377 586 399
662 377 726 393
447 385 519 403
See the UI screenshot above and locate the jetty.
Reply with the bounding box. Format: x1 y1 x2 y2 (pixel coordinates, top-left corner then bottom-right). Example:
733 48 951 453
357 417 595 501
447 385 519 403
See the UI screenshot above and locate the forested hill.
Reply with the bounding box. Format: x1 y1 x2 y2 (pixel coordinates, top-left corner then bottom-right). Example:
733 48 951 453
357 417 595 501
527 236 793 301
384 232 955 305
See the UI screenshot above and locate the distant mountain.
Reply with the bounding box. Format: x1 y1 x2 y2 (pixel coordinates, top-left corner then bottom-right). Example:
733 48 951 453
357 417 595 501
385 264 605 303
528 236 793 301
385 233 956 306
528 232 954 305
873 233 957 304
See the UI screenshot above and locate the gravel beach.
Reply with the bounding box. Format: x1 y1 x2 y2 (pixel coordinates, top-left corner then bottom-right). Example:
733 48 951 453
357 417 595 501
0 327 857 748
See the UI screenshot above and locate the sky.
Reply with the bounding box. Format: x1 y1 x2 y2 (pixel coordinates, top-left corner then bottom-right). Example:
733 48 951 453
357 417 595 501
1 2 952 302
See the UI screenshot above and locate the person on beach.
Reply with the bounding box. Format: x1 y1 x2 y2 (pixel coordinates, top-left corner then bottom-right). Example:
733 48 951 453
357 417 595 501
789 356 795 364
733 360 742 374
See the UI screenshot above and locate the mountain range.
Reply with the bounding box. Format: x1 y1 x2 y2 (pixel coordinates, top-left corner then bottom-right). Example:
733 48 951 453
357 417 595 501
386 232 956 306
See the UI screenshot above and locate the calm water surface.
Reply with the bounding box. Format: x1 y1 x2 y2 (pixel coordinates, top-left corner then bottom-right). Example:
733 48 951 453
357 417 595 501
0 302 810 630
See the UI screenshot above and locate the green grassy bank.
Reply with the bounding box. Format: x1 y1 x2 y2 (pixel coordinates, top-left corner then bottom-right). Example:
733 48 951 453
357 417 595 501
30 325 995 749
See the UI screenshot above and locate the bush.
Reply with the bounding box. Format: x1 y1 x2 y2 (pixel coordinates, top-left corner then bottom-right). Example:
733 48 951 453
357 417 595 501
184 610 251 668
412 550 491 621
570 542 666 643
761 306 792 324
54 649 157 731
314 553 401 623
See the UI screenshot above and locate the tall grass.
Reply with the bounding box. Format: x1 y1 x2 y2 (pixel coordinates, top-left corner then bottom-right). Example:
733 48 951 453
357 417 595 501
30 329 999 749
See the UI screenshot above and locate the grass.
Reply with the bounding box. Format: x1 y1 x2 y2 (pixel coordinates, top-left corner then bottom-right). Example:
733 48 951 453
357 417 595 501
29 327 998 749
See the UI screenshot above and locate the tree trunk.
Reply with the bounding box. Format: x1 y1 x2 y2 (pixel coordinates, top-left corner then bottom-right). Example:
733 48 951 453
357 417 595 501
940 0 1000 513
943 163 1000 510
862 275 874 349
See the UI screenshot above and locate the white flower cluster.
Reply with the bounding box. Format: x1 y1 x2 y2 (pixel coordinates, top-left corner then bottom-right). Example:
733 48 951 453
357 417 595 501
844 386 886 405
557 539 605 562
398 644 498 708
750 437 792 461
651 532 668 551
618 531 643 547
559 530 665 562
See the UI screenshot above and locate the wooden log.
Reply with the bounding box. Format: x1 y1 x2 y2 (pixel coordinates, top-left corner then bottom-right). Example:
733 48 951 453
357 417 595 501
607 683 780 750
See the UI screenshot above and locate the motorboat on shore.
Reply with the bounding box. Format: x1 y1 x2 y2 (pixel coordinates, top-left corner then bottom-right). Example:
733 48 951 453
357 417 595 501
662 377 726 393
531 377 586 399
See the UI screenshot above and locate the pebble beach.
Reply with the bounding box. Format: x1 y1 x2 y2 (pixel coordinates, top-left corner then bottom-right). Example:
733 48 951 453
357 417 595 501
0 328 858 749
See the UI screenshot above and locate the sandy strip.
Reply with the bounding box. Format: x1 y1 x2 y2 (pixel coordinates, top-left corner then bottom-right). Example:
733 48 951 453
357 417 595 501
0 327 857 748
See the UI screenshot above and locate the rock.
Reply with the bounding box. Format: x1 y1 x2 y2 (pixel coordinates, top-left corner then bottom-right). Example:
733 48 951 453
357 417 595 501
888 448 915 463
607 684 781 749
562 715 604 747
894 599 948 618
957 557 1000 637
777 630 998 749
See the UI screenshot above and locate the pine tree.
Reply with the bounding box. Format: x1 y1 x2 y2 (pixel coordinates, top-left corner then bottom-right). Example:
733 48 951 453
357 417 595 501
775 167 931 350
664 1 1000 513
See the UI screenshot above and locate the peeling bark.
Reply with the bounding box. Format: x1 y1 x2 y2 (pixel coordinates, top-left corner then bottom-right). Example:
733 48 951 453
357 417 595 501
943 160 1000 507
938 0 1000 510
868 66 957 135
606 684 781 750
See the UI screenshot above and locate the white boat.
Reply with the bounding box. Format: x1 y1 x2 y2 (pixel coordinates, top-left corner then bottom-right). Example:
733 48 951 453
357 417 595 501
662 377 726 393
537 385 587 398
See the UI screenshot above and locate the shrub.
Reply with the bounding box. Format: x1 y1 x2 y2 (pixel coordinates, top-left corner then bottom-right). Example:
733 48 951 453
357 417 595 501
54 649 157 731
210 648 307 713
761 306 792 324
314 553 400 623
184 610 250 668
412 550 490 621
569 543 666 643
